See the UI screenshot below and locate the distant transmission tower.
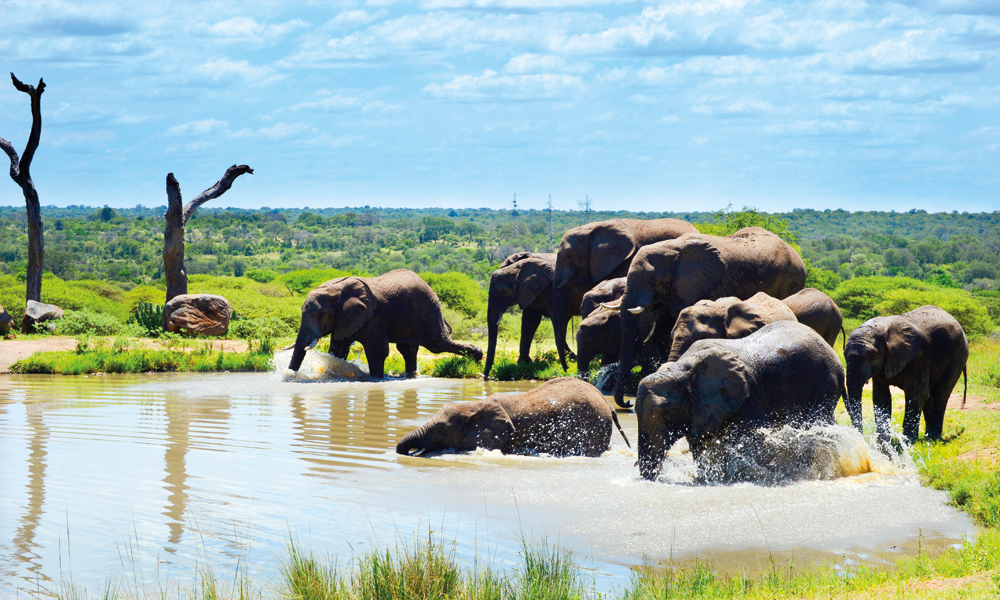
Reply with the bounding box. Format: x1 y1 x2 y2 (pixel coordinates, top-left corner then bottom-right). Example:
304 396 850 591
510 193 521 237
577 195 593 224
545 194 556 239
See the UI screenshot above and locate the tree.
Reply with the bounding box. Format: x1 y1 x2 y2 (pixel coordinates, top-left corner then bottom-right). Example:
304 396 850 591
0 73 46 332
163 165 253 305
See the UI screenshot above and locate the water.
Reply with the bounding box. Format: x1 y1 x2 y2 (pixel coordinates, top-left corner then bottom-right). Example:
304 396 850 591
0 366 974 596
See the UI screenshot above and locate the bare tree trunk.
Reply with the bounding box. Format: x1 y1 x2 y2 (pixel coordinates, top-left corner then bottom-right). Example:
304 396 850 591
0 74 46 333
163 165 253 309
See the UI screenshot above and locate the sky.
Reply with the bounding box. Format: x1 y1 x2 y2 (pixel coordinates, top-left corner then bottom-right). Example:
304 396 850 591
0 0 997 213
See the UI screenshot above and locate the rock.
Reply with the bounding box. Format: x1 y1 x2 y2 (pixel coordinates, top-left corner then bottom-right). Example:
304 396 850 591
0 304 13 334
164 294 232 336
23 300 63 332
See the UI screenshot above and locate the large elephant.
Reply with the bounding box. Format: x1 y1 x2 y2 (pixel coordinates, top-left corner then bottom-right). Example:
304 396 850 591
551 218 697 371
636 321 844 482
781 288 844 348
605 227 806 407
665 292 797 362
396 378 629 457
844 305 968 443
484 252 556 380
288 269 483 379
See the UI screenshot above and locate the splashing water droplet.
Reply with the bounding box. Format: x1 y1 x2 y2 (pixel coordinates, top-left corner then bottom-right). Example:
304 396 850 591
273 349 369 381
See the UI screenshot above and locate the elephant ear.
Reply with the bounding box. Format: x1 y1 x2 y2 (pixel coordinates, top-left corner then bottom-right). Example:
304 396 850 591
501 252 535 269
885 318 924 379
725 302 767 339
333 278 376 340
464 400 516 451
516 258 554 309
590 220 636 282
689 348 750 440
667 239 725 315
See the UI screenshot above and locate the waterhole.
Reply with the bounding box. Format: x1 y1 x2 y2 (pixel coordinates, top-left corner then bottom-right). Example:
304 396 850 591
0 363 973 595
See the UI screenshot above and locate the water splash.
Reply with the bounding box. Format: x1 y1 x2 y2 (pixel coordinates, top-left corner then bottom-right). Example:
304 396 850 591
272 349 369 382
590 362 619 392
692 424 915 485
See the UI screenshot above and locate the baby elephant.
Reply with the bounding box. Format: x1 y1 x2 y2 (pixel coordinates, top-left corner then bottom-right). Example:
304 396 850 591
637 321 845 482
396 378 629 457
665 292 797 362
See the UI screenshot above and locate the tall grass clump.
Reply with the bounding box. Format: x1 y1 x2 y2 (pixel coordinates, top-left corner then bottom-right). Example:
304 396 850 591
430 355 482 379
10 346 272 375
490 351 572 381
354 536 462 600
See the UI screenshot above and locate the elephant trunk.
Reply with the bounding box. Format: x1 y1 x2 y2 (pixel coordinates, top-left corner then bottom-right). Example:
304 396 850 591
614 310 641 407
483 294 510 381
845 359 869 434
395 425 429 455
551 288 572 371
289 323 321 372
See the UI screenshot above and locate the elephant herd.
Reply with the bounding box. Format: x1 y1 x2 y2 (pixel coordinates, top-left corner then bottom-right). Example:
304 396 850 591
287 217 969 482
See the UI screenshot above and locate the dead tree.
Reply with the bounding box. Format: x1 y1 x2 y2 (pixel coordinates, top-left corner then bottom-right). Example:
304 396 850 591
0 74 46 332
163 165 253 305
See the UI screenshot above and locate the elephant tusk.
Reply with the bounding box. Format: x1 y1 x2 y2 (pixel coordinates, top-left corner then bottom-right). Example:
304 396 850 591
628 305 646 315
305 337 320 350
643 320 658 344
599 302 622 312
278 344 295 352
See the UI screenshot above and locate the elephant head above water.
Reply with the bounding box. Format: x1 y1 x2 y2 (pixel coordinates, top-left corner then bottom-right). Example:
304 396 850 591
396 377 629 457
666 292 797 362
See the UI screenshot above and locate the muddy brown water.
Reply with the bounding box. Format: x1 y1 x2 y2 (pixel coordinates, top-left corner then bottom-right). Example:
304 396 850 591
0 356 974 596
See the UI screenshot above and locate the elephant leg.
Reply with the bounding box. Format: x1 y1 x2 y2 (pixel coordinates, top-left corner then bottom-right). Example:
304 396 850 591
330 338 352 359
902 390 922 442
398 343 419 378
923 386 951 441
360 324 390 379
423 337 483 361
872 381 893 445
518 310 543 364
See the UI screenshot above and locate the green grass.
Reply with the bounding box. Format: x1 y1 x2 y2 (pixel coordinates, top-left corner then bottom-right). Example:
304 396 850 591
10 341 274 374
488 350 574 381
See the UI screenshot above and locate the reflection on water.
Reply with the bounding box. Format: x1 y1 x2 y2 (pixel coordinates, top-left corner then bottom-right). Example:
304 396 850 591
0 373 974 596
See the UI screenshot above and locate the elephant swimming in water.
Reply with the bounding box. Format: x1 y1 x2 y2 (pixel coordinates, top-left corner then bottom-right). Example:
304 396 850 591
396 378 629 457
288 269 483 379
635 321 844 482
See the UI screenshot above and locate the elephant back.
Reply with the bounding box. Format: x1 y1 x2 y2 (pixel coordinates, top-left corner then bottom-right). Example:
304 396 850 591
498 378 613 457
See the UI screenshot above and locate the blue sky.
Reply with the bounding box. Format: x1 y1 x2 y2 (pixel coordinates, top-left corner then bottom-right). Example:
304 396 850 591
1 0 997 213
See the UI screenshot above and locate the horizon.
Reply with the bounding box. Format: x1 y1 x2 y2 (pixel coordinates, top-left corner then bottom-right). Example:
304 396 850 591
2 1 997 213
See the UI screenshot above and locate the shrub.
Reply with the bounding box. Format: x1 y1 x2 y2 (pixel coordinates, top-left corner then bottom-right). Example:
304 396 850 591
489 350 572 381
231 316 293 340
278 268 353 295
128 302 164 337
246 268 277 283
430 355 481 378
55 309 124 336
420 272 486 319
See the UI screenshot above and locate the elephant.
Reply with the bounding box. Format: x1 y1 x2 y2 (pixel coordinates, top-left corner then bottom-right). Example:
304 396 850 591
288 269 483 379
551 218 698 371
395 377 630 457
665 292 797 363
636 321 844 482
844 305 968 443
484 252 556 380
576 277 627 377
781 288 845 348
580 277 627 318
603 227 806 407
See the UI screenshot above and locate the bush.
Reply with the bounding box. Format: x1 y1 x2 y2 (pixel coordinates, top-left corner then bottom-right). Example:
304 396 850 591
230 316 293 340
430 355 481 378
833 276 994 338
420 272 486 319
127 302 164 337
246 268 277 283
489 350 571 381
278 268 353 295
55 309 124 336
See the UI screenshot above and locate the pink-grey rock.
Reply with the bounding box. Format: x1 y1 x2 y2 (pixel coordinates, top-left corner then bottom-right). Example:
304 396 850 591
164 294 232 336
23 300 63 332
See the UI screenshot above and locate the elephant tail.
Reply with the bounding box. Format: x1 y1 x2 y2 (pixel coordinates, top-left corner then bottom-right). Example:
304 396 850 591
841 326 847 352
611 409 631 448
962 366 967 409
443 317 454 336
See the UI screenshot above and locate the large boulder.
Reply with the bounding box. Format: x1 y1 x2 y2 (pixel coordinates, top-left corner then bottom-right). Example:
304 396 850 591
164 294 232 336
23 300 63 332
0 304 13 334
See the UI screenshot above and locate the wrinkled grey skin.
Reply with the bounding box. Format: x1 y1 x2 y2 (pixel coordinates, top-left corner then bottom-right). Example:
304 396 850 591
845 305 968 443
396 378 629 457
636 321 844 482
484 252 555 380
580 277 627 319
551 218 698 371
781 288 845 349
289 269 483 378
609 227 806 407
666 292 797 362
576 277 628 378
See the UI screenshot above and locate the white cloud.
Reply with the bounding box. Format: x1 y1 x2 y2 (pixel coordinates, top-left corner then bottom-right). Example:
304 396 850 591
232 122 312 139
196 58 285 86
424 69 583 100
166 119 228 137
208 16 308 40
